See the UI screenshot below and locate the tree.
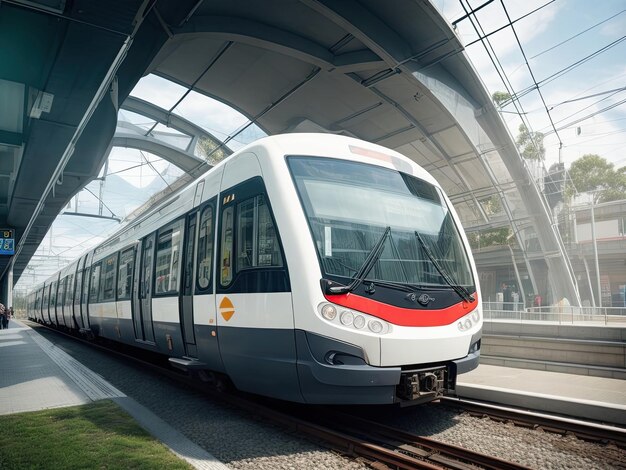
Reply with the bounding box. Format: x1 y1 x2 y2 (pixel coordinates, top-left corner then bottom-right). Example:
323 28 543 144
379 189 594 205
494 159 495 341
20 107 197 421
467 227 511 250
516 123 545 160
196 136 228 165
491 91 511 108
565 154 626 203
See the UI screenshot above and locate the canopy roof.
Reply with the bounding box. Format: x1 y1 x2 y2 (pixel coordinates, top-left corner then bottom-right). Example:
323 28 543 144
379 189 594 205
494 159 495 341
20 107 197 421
2 0 578 303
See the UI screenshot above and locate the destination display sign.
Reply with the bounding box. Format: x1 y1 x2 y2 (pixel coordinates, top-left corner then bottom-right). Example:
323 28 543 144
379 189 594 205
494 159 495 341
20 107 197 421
0 229 15 255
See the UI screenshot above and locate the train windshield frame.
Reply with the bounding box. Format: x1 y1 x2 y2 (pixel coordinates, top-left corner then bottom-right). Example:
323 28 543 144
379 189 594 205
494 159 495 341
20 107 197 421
287 156 475 292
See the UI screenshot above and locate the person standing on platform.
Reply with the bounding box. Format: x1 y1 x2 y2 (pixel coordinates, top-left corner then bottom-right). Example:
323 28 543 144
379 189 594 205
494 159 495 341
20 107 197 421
0 303 5 330
6 306 12 328
501 283 512 311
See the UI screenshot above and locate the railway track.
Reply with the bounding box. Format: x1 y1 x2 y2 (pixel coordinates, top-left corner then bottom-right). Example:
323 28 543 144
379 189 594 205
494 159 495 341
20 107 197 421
440 396 626 449
288 408 531 470
28 320 613 469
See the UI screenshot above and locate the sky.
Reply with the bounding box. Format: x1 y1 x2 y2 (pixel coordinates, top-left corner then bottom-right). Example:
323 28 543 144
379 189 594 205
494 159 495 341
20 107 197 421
432 0 626 169
15 0 626 292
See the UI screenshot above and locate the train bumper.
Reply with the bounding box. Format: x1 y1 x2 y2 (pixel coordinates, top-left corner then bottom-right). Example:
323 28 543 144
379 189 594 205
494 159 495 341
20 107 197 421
453 348 480 375
295 330 400 404
294 330 481 405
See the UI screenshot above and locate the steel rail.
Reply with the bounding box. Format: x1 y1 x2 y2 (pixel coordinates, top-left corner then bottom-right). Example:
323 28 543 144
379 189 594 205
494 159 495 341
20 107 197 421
441 396 626 448
307 410 531 470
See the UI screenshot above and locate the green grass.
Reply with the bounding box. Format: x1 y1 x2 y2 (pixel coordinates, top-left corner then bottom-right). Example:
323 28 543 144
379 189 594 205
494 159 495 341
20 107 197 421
0 400 194 469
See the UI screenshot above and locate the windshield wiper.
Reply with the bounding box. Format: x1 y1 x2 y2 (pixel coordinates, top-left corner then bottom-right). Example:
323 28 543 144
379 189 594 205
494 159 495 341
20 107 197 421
414 231 474 303
364 279 449 293
324 226 391 295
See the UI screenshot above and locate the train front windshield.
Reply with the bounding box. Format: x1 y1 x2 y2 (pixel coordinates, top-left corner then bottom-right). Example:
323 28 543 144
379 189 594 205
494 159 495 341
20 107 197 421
288 156 475 291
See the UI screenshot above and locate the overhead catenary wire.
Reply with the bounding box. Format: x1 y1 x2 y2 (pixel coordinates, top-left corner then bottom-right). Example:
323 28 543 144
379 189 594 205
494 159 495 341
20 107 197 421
529 9 625 61
498 0 563 150
545 96 626 135
549 86 626 110
500 34 626 107
542 88 626 131
457 0 545 161
82 187 119 219
462 0 556 48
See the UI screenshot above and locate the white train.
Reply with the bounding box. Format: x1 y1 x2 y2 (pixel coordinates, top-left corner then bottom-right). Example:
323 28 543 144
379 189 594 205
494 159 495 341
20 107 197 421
27 133 482 405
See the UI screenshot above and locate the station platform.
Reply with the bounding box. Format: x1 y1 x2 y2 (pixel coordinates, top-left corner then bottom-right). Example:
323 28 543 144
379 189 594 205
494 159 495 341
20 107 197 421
0 320 227 470
457 364 626 426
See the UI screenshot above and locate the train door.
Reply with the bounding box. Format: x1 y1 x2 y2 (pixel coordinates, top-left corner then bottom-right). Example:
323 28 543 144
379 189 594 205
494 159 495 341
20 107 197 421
57 277 66 327
180 211 198 358
80 253 93 330
74 257 85 329
50 280 58 326
42 283 50 323
132 233 156 343
216 174 297 401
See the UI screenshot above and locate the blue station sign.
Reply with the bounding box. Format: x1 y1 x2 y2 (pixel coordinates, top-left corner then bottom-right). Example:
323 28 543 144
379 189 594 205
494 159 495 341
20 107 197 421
0 229 15 255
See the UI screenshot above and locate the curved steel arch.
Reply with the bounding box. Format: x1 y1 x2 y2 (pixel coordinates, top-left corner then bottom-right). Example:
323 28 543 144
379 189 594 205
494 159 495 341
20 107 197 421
121 96 232 157
110 134 210 176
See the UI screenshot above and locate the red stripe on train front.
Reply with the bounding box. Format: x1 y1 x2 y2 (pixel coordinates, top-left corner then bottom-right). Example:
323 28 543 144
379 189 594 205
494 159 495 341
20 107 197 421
323 292 478 327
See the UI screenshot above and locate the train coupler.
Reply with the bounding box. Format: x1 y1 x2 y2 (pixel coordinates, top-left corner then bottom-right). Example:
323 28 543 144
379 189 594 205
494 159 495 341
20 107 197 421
396 366 446 404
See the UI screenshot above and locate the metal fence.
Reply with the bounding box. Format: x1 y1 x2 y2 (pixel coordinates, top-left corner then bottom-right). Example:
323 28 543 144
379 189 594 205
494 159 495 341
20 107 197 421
483 302 626 325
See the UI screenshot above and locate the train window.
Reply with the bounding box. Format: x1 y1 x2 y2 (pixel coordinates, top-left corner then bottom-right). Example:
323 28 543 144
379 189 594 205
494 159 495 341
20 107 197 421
220 206 234 286
100 254 118 302
237 198 254 269
89 263 102 303
196 206 214 291
65 274 74 306
117 247 135 300
42 285 49 311
75 270 83 305
155 219 184 295
58 278 66 309
235 195 283 272
50 282 57 310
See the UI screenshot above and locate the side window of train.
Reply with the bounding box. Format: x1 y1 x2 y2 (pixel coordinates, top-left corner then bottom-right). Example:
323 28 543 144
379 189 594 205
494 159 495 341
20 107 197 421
117 247 135 300
155 219 184 295
220 206 234 286
89 263 102 304
65 274 74 307
196 205 214 292
50 282 57 310
219 177 288 292
75 270 83 305
58 278 66 308
236 195 283 271
100 254 118 302
42 285 49 310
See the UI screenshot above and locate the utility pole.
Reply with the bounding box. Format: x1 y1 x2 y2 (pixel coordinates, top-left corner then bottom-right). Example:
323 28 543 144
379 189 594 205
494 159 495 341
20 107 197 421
590 193 602 307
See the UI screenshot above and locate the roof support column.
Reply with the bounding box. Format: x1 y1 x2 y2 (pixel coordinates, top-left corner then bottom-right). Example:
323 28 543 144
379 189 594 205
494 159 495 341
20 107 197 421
477 111 581 307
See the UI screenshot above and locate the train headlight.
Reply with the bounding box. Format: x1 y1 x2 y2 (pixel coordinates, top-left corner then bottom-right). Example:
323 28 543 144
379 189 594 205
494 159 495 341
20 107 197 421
321 304 337 320
368 320 383 333
318 303 390 335
457 309 481 331
340 311 354 326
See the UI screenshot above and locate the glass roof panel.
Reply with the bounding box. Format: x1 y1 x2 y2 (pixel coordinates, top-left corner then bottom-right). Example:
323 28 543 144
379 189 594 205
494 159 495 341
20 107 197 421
130 74 188 110
150 123 192 151
173 90 266 151
117 109 157 132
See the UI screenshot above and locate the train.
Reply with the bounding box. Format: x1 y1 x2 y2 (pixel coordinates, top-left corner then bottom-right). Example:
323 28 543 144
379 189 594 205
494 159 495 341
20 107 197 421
27 133 482 405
